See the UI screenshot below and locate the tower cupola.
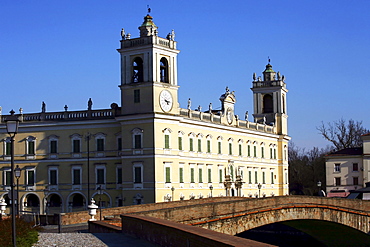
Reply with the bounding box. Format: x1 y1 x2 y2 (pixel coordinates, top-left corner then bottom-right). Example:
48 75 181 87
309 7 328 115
139 14 158 37
263 63 276 81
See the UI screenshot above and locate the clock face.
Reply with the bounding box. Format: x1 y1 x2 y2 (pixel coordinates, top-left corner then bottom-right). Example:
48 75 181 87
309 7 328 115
226 107 233 124
159 90 173 112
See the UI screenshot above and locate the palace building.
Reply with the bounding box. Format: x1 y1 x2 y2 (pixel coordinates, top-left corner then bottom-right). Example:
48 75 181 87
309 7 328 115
0 13 290 214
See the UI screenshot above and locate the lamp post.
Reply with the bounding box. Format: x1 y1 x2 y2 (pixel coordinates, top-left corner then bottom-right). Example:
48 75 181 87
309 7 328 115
97 186 103 221
171 186 175 202
317 181 322 196
14 165 21 217
257 183 262 198
5 109 20 247
209 185 213 198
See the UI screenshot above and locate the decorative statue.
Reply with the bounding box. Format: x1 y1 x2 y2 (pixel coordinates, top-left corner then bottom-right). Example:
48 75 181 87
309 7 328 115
225 86 230 93
121 28 125 40
187 98 191 110
171 29 175 41
245 111 248 121
235 115 239 121
88 98 93 111
197 105 202 112
253 73 257 81
209 103 212 113
125 33 131 40
42 101 46 113
263 116 266 125
277 71 282 80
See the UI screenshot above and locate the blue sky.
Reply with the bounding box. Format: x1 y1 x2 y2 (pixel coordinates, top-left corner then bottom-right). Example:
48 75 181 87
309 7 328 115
1 0 369 149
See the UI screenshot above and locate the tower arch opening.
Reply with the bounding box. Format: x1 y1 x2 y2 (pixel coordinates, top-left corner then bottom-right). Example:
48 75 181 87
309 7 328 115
132 57 143 83
263 94 273 113
160 57 169 83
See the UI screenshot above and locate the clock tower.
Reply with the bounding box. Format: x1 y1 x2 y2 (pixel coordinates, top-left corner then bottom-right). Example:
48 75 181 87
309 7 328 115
117 14 180 115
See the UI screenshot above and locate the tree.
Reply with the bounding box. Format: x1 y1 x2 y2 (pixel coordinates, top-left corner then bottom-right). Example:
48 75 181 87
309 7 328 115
317 119 369 151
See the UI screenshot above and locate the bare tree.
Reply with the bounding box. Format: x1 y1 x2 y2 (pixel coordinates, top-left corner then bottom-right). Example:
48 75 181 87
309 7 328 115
317 119 369 150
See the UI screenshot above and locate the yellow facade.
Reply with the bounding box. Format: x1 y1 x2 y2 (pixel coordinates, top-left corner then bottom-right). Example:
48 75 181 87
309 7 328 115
0 14 289 214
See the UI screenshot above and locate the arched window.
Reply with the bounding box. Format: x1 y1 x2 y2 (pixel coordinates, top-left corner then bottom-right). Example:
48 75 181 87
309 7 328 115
263 94 273 113
160 57 169 83
132 57 143 83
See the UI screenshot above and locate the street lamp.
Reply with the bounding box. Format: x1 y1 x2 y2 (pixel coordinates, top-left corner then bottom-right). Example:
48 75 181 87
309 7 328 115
257 183 262 198
5 109 20 247
97 186 103 221
171 187 175 202
14 165 21 217
209 185 213 198
317 181 322 196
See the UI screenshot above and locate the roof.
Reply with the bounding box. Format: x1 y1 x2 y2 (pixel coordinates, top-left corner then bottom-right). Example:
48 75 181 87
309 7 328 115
326 147 363 157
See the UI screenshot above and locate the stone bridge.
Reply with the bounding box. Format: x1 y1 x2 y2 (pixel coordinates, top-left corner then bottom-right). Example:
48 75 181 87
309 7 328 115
122 196 370 235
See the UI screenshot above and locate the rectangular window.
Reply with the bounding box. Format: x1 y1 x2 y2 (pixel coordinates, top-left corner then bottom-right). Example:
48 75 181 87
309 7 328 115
353 177 359 185
229 143 232 155
262 171 266 184
28 142 35 155
190 168 195 183
117 167 122 184
165 135 170 149
5 142 11 156
218 142 221 154
73 169 81 185
178 137 183 151
49 170 57 185
27 170 35 185
248 171 252 184
199 168 203 183
247 145 251 156
255 170 258 184
334 164 341 172
134 135 142 149
261 147 264 158
165 167 171 183
207 140 211 153
97 168 105 184
134 166 142 183
270 148 273 159
198 139 202 152
271 171 274 184
5 171 11 185
97 139 104 151
179 167 184 183
238 144 242 156
219 169 223 183
208 168 212 183
353 163 358 172
50 140 57 154
117 138 122 151
253 146 257 157
134 89 140 103
73 139 80 153
189 138 194 152
274 149 276 159
335 177 341 186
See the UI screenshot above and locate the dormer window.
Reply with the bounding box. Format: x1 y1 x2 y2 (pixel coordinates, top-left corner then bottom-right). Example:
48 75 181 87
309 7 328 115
132 57 143 83
160 57 168 83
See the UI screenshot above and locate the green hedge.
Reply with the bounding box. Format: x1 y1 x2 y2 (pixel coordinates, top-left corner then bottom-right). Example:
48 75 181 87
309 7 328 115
0 218 41 247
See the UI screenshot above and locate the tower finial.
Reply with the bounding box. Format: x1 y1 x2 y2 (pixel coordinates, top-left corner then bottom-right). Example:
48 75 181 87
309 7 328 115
147 5 151 14
268 56 271 64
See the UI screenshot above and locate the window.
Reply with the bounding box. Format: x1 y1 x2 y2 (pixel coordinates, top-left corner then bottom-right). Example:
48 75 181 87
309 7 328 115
73 168 81 185
73 139 81 153
178 136 183 151
160 57 169 83
179 167 184 183
50 140 57 154
208 167 212 183
26 136 36 155
117 167 122 184
96 138 104 151
247 144 251 156
165 167 171 183
335 177 341 186
165 135 170 149
134 135 141 149
228 143 232 155
353 163 358 172
4 170 11 186
261 147 264 158
248 170 252 184
207 140 211 153
198 139 202 152
238 144 242 156
334 164 341 172
132 128 143 151
117 137 122 151
49 169 58 185
96 167 105 184
353 177 359 185
255 170 258 184
190 167 195 183
134 89 140 103
132 57 143 83
270 148 273 159
133 164 142 183
253 145 257 157
271 170 274 184
219 168 223 183
198 167 203 183
189 138 194 152
262 171 266 184
218 142 222 154
274 149 276 159
27 170 35 185
5 141 11 156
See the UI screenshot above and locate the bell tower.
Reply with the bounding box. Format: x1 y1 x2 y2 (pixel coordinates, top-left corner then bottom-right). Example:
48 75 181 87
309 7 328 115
251 62 288 135
117 13 180 115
